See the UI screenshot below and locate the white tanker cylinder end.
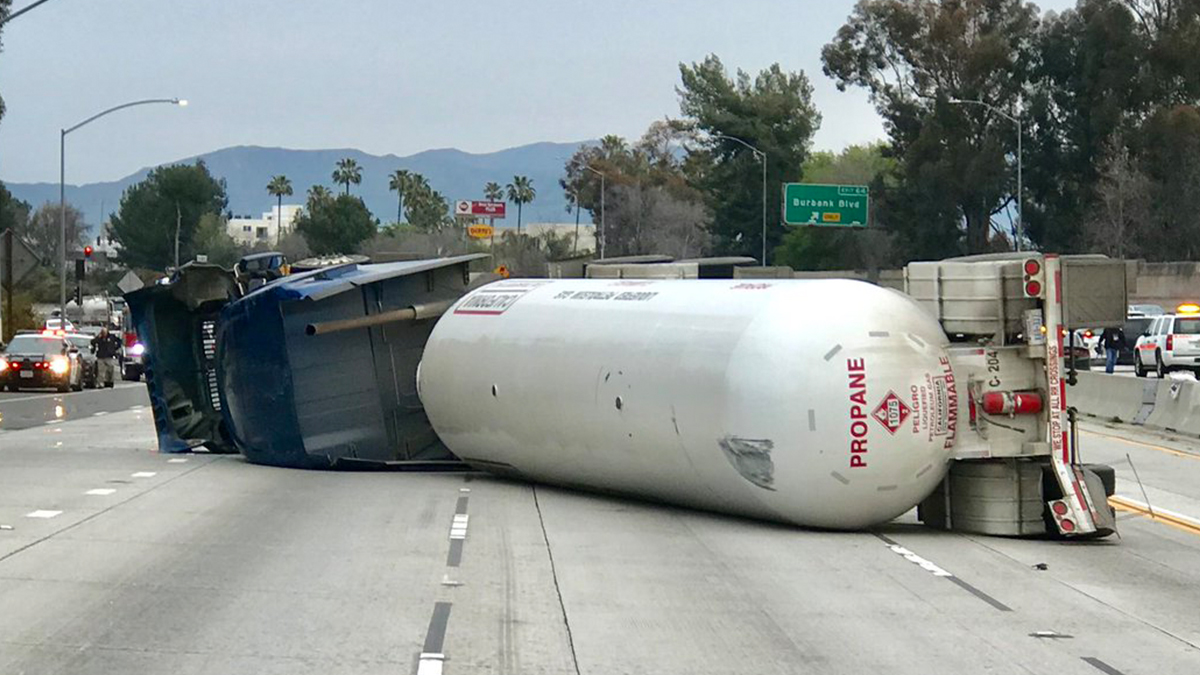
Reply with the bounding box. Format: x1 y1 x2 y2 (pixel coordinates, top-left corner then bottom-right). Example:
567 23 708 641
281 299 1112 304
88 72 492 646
418 278 963 530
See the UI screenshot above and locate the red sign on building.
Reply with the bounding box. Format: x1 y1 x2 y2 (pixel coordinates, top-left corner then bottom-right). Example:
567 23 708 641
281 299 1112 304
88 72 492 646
455 200 506 218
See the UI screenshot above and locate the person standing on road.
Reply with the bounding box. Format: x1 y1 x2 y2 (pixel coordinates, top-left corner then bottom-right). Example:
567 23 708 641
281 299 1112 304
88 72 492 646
1099 326 1126 375
91 325 122 388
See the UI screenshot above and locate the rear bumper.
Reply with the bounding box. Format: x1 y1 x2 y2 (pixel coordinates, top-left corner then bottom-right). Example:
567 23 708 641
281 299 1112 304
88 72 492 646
1 370 71 388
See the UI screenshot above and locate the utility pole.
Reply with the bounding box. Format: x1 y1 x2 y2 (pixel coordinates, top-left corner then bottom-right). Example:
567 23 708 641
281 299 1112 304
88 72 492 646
2 229 12 343
174 201 182 269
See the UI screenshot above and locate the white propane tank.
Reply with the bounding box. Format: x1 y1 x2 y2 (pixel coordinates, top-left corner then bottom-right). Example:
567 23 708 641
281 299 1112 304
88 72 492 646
418 278 961 529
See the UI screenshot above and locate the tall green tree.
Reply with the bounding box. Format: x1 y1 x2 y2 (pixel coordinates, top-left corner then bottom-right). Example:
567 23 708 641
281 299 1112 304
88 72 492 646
823 0 1040 256
20 202 87 265
1026 0 1153 251
0 181 30 235
332 157 363 195
388 169 413 222
483 182 503 202
109 161 228 270
294 191 377 255
192 213 244 268
505 176 536 234
677 55 822 262
561 123 710 257
266 175 293 244
0 0 10 125
403 173 451 232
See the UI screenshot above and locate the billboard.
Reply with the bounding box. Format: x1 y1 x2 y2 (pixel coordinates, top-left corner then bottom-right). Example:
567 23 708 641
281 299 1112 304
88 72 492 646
455 200 507 218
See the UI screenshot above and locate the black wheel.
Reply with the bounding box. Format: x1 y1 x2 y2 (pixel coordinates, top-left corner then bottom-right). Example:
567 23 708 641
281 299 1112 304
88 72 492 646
7 384 17 392
1156 352 1167 378
57 383 70 393
1135 358 1147 377
72 379 83 392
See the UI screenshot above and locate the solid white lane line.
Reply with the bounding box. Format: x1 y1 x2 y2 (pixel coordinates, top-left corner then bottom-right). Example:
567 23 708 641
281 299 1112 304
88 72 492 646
25 510 62 519
92 411 108 416
85 489 116 496
166 458 188 463
131 471 157 478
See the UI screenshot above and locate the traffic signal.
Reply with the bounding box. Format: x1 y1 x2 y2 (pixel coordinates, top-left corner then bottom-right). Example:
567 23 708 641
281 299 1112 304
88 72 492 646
74 259 85 282
73 285 82 306
83 245 94 258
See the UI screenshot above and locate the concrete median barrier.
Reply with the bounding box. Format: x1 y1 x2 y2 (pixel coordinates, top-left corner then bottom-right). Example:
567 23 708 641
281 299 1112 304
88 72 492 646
1072 371 1200 438
1069 371 1151 424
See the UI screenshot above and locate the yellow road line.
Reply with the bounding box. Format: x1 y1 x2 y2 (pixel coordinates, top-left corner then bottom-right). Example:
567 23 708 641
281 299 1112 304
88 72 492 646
1081 428 1200 461
1110 495 1200 537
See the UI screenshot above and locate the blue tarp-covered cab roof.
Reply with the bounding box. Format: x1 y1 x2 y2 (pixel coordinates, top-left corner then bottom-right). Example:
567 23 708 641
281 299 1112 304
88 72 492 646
219 254 486 468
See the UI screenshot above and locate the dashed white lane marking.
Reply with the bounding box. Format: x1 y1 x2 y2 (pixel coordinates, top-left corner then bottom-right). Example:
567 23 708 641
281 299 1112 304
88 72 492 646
166 458 188 463
449 514 469 540
887 544 953 577
416 652 445 675
85 488 117 496
92 411 108 417
459 487 470 493
131 471 157 478
26 510 63 519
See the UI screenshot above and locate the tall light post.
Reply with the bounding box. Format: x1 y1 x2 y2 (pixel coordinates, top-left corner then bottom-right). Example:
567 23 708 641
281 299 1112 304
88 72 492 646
713 134 767 266
949 96 1023 251
581 164 606 259
59 98 187 323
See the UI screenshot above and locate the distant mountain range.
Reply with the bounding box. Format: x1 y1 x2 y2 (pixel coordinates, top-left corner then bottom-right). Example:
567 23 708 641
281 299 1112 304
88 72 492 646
3 141 592 231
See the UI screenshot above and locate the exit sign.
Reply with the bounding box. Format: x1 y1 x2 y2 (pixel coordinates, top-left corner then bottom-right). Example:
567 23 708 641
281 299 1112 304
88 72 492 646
782 183 869 227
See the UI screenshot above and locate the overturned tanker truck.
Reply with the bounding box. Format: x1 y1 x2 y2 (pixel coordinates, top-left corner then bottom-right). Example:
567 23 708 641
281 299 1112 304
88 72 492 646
131 252 1125 536
418 254 1126 536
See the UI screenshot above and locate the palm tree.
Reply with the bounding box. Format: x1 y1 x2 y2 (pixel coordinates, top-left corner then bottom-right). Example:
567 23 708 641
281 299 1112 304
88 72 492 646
484 181 503 231
389 169 413 223
505 176 536 235
332 158 363 195
307 185 332 203
266 175 293 244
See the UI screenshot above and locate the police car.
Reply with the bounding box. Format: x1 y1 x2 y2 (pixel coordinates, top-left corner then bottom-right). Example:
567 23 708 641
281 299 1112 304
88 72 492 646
1133 304 1200 377
0 330 85 392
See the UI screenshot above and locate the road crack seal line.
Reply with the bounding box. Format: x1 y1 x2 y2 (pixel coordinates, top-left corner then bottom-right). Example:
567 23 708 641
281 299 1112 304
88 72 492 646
532 485 582 675
874 532 1012 611
0 457 223 565
959 531 1200 651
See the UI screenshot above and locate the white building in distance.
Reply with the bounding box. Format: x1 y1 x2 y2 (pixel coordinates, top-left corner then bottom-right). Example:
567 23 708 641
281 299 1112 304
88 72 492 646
227 205 302 246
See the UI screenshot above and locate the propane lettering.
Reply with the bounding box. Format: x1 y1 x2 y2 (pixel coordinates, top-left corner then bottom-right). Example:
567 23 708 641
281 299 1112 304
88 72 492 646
847 358 868 468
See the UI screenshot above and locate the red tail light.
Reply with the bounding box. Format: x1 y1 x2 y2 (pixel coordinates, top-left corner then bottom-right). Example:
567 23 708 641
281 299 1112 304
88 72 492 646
1167 334 1175 351
1024 259 1041 276
1025 280 1042 297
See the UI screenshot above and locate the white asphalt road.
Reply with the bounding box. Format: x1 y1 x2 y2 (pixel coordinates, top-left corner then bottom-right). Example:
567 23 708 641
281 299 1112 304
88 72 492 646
0 404 1198 673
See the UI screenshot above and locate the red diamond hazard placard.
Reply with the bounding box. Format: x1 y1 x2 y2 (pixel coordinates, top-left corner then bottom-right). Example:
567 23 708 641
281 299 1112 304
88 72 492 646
872 391 910 435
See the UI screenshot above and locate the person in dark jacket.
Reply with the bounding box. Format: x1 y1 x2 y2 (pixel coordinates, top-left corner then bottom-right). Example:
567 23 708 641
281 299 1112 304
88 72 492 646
91 326 122 388
1099 326 1126 374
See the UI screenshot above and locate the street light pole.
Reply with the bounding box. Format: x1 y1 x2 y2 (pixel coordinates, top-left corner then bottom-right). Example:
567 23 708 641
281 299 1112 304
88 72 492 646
713 134 767 266
948 97 1024 251
581 165 606 259
59 98 187 323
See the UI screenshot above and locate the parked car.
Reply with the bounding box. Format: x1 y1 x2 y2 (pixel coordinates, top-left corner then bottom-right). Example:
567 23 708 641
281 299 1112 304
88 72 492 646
1121 314 1158 365
64 333 98 388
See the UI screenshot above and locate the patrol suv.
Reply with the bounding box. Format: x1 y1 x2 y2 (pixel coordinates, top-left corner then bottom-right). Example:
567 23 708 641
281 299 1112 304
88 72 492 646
1134 304 1200 377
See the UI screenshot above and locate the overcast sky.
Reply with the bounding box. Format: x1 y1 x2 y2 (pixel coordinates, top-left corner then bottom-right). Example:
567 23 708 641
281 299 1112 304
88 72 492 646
0 0 1077 185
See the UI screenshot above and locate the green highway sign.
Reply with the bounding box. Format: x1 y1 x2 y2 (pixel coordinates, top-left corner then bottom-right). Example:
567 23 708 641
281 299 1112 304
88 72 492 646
782 183 870 227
